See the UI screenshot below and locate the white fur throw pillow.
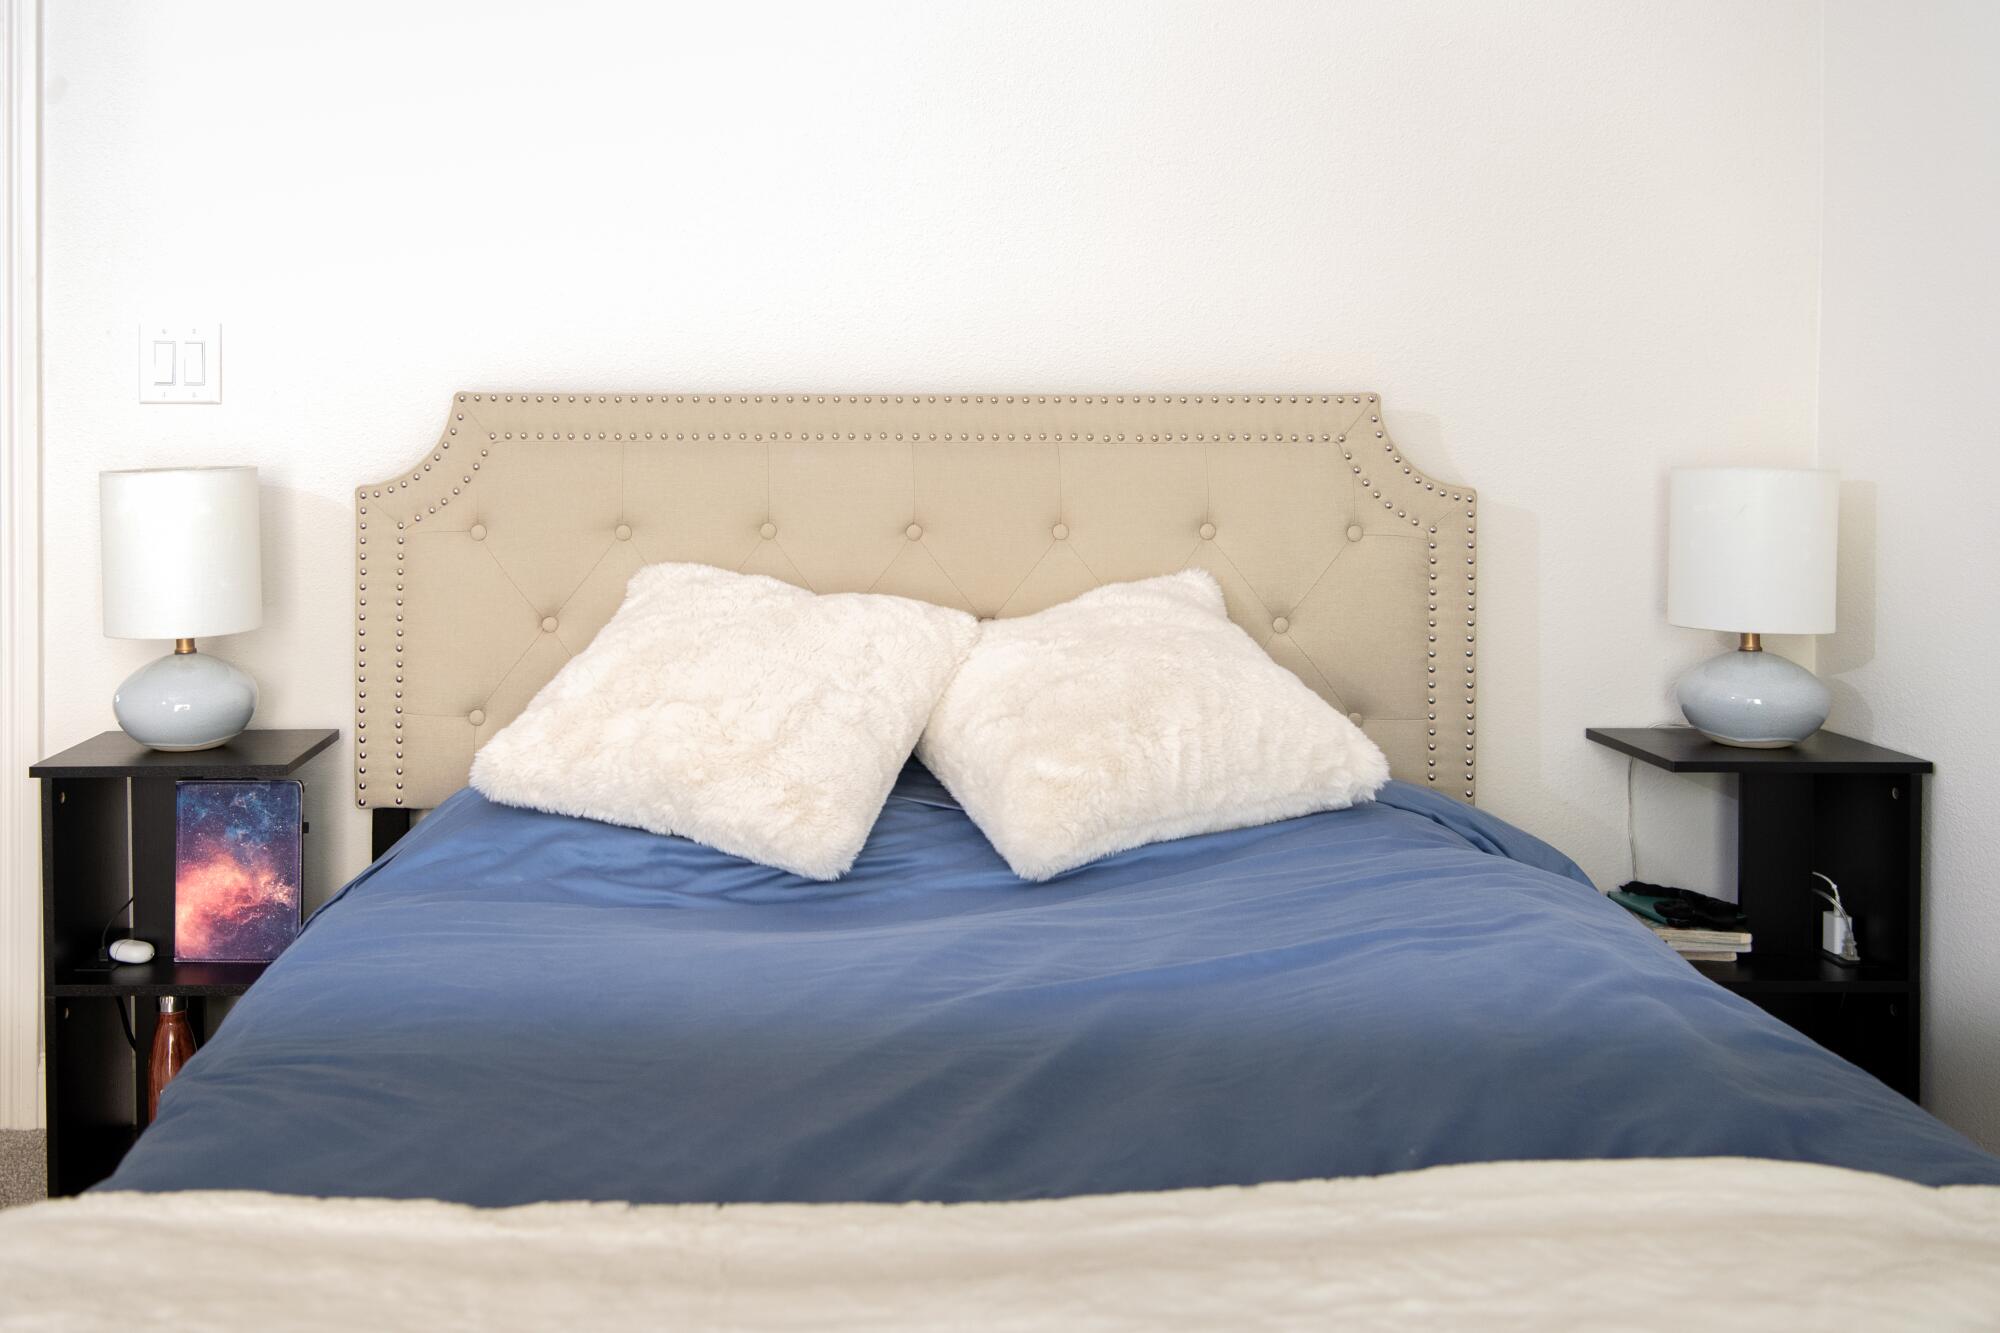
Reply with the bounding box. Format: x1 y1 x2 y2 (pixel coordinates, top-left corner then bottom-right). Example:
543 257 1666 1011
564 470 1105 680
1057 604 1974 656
917 570 1391 880
470 563 979 881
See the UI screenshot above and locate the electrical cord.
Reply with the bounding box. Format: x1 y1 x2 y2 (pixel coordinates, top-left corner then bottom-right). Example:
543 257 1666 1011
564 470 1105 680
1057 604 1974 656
97 893 140 1051
98 892 135 962
1626 757 1638 884
1626 719 1693 885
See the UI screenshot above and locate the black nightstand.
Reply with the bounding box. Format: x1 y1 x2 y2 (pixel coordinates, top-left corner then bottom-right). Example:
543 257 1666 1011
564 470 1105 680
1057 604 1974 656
30 727 338 1195
1586 726 1929 1101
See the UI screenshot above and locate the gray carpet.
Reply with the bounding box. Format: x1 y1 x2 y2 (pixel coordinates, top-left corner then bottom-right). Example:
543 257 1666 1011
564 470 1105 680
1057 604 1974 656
0 1129 46 1209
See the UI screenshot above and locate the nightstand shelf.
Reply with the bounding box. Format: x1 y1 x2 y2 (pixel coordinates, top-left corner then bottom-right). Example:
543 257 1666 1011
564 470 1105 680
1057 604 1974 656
1587 726 1929 1100
51 961 271 999
1585 727 1930 776
1688 956 1909 996
31 727 337 1197
28 727 337 780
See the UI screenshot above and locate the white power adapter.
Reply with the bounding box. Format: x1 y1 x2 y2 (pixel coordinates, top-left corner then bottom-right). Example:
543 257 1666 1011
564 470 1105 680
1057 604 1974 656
1813 872 1860 967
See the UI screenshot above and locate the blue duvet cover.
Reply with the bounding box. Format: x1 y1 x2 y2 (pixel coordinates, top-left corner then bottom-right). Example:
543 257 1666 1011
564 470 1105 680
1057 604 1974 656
106 767 2000 1203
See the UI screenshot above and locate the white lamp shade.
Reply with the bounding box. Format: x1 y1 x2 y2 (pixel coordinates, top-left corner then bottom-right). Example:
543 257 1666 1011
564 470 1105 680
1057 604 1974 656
1667 467 1837 636
100 466 263 640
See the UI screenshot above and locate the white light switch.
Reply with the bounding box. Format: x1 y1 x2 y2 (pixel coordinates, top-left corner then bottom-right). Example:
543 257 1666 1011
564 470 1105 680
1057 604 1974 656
138 322 222 403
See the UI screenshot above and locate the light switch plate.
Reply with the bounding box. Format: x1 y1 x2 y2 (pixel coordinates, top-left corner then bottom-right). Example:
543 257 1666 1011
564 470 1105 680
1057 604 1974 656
138 322 222 403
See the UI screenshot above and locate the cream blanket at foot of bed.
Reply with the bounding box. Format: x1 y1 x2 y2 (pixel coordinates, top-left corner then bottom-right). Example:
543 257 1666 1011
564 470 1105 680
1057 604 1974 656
4 1157 1998 1331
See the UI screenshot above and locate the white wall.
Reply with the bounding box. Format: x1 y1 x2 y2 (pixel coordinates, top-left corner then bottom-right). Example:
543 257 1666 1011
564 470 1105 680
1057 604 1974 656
1820 1 2000 1147
24 3 1823 1114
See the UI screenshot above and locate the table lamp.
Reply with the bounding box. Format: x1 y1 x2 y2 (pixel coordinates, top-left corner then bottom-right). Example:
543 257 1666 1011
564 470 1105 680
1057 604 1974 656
1666 466 1838 748
100 466 262 750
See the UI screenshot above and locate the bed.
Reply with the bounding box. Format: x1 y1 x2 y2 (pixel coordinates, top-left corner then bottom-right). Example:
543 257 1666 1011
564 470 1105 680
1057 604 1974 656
7 391 1998 1328
87 761 2000 1202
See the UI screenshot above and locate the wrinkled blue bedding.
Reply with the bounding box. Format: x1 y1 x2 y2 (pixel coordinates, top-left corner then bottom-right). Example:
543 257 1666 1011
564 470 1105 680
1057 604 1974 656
106 767 2000 1203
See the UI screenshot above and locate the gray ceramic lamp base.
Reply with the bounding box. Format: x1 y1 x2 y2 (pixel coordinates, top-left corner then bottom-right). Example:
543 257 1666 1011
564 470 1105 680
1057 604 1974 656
113 649 259 751
1675 646 1830 749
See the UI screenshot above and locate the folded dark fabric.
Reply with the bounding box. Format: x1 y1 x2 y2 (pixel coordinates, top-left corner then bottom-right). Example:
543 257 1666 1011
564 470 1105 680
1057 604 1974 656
1613 881 1749 931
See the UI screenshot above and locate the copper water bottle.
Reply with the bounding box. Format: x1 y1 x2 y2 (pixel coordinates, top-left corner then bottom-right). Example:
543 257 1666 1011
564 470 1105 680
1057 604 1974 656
146 996 196 1124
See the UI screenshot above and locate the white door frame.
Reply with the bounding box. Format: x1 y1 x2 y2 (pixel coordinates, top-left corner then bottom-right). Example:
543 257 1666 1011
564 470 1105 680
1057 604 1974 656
0 0 42 1130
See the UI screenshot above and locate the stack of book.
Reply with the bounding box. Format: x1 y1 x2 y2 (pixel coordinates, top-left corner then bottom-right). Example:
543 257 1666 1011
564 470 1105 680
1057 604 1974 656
1644 923 1751 963
1610 884 1752 963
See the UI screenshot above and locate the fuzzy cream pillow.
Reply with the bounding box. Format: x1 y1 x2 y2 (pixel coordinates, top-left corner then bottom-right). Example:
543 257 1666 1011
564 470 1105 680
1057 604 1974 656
917 570 1390 880
470 563 979 881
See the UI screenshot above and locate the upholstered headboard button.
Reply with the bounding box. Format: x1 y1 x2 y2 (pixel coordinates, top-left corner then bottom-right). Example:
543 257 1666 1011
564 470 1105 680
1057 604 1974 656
905 523 924 541
615 524 632 541
540 617 559 633
1346 524 1363 542
1272 616 1291 635
1199 522 1216 540
470 523 487 541
759 522 777 540
468 709 486 727
1052 523 1070 541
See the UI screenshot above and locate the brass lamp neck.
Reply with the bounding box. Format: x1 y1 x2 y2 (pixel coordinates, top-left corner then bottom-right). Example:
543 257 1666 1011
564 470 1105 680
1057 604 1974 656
173 638 197 655
1738 632 1762 653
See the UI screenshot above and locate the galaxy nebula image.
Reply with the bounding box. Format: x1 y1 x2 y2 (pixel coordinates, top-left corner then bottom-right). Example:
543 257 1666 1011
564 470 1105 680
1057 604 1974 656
175 781 303 963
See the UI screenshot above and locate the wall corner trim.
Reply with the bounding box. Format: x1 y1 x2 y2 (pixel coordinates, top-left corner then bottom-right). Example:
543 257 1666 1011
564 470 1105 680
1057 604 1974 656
1 0 45 1130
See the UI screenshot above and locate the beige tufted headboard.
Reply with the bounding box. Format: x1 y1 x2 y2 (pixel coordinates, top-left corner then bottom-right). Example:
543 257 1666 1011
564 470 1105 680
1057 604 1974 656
355 392 1477 814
